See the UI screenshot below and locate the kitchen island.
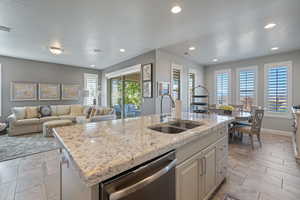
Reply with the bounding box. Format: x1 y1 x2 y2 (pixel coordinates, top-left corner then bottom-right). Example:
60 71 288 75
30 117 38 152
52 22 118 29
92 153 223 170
53 113 233 200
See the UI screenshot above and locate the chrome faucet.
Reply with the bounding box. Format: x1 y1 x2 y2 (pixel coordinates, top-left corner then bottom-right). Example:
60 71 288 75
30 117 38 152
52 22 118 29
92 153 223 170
160 94 175 121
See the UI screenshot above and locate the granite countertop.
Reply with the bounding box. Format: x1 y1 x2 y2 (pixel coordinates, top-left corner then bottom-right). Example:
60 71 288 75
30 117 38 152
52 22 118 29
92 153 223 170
53 113 233 187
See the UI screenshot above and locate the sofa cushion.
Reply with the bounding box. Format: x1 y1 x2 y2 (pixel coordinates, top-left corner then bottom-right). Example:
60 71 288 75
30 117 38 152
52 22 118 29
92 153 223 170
59 115 76 122
39 105 52 117
15 118 40 126
83 106 92 117
39 116 60 123
26 107 39 119
56 105 71 116
50 105 58 116
12 107 26 120
97 107 114 115
70 105 83 116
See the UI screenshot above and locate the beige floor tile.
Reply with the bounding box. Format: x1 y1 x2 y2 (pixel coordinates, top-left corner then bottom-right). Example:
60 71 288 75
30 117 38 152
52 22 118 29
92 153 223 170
0 165 18 184
0 181 16 200
15 184 47 200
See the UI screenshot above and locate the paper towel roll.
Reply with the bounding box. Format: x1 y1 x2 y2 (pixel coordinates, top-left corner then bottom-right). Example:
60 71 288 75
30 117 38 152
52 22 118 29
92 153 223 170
175 100 182 119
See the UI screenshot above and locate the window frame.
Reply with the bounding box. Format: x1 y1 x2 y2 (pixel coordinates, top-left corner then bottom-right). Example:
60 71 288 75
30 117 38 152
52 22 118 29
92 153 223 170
264 61 293 118
84 73 99 106
214 69 231 105
188 69 197 111
171 64 183 101
236 66 258 107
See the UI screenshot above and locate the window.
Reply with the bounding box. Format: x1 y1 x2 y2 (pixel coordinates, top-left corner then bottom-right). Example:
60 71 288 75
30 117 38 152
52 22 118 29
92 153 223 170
236 66 257 110
84 73 99 105
215 69 231 105
172 66 182 100
264 61 292 115
188 72 196 109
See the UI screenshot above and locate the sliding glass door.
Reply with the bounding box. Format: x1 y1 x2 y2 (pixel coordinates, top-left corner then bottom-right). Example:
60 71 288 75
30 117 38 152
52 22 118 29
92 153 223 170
109 73 141 119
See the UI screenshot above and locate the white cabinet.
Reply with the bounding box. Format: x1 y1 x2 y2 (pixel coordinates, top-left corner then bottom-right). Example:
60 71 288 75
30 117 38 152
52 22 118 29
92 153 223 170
176 152 201 200
203 147 216 196
176 135 227 200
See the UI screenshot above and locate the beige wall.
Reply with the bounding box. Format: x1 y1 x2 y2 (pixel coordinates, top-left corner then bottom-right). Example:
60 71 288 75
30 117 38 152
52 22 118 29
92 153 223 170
204 50 300 132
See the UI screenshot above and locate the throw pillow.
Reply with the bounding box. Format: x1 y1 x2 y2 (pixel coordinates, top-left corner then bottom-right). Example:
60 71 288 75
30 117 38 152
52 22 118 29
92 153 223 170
88 108 97 119
26 107 39 119
39 105 52 117
12 107 26 120
70 105 83 116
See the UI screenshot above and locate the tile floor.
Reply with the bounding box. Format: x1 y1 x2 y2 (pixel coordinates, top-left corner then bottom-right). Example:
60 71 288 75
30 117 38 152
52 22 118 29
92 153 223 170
0 150 60 200
0 132 299 200
213 132 300 200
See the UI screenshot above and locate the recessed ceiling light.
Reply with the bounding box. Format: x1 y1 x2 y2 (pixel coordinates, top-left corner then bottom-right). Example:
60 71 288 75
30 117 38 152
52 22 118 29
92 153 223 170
90 64 96 68
271 47 279 51
120 48 126 53
264 23 277 29
189 46 196 51
171 4 182 14
213 58 218 62
0 25 11 32
49 46 63 55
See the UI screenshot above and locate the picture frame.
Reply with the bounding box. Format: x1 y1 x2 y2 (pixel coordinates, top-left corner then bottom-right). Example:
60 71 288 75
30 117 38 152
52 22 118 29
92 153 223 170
11 81 38 101
61 84 80 100
143 81 152 98
142 63 153 81
39 83 61 101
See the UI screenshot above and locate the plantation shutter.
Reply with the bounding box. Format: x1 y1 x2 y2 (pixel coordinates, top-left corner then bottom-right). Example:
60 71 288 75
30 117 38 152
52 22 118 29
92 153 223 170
84 73 98 105
266 66 288 113
238 69 256 106
215 70 230 105
172 68 181 100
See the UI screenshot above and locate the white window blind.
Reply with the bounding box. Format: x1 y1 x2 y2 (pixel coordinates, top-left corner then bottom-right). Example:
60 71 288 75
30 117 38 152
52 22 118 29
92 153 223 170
172 66 182 100
264 61 292 115
237 67 257 110
215 69 231 105
84 73 99 105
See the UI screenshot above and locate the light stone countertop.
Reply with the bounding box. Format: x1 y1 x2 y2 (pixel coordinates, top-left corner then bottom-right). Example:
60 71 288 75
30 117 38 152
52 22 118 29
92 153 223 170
53 113 233 187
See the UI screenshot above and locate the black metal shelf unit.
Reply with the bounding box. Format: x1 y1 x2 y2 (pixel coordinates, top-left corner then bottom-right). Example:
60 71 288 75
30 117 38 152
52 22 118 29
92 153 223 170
191 85 209 113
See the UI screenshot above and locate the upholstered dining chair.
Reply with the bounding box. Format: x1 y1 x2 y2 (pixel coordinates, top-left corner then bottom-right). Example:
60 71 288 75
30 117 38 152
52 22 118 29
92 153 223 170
235 109 264 149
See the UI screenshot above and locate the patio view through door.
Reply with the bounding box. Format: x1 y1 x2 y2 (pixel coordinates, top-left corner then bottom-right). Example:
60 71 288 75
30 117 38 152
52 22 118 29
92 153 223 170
110 72 142 119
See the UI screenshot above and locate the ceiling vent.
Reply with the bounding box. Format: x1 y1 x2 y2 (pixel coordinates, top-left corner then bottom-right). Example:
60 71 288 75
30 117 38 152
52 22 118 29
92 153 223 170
0 25 11 32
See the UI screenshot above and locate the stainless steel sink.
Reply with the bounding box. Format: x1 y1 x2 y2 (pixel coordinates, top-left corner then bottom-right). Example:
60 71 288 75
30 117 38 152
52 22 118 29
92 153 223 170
149 125 186 134
148 120 203 134
167 120 203 129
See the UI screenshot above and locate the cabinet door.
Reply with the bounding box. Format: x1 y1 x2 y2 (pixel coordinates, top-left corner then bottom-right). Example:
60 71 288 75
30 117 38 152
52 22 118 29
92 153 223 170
176 154 200 200
204 147 216 195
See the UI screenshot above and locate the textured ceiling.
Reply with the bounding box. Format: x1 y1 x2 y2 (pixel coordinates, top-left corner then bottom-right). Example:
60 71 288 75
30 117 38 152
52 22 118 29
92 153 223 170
0 0 299 69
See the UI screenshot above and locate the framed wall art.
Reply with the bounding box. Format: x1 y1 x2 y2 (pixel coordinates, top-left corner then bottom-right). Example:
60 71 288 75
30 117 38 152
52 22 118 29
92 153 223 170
61 84 80 100
142 63 153 98
39 83 61 100
142 63 152 81
143 81 152 98
11 81 38 101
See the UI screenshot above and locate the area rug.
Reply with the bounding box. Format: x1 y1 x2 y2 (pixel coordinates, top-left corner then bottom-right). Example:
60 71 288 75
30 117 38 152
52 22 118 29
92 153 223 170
223 194 240 200
0 133 59 162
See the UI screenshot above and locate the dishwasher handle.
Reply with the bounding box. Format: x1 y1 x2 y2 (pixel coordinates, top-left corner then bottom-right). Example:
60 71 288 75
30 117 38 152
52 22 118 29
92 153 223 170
109 158 177 200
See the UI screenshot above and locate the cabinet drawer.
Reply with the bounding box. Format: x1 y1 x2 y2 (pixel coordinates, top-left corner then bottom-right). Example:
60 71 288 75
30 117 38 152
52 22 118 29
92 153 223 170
216 137 228 161
216 159 227 185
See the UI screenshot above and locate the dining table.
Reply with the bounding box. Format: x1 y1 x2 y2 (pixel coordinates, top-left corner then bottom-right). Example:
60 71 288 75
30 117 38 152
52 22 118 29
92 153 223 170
209 108 252 122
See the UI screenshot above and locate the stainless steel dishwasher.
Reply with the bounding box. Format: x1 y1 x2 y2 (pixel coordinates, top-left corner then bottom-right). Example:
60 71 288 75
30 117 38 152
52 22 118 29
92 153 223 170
100 150 176 200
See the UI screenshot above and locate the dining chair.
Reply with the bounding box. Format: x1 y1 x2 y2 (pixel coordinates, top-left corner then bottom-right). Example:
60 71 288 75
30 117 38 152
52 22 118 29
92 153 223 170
235 109 264 149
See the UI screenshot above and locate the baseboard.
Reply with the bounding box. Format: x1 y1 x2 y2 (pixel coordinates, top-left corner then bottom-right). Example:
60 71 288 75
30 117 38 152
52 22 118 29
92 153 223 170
261 128 293 137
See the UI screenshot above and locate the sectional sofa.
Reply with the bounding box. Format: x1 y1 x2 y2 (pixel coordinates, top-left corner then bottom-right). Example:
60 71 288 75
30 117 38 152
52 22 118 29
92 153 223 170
7 105 116 136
